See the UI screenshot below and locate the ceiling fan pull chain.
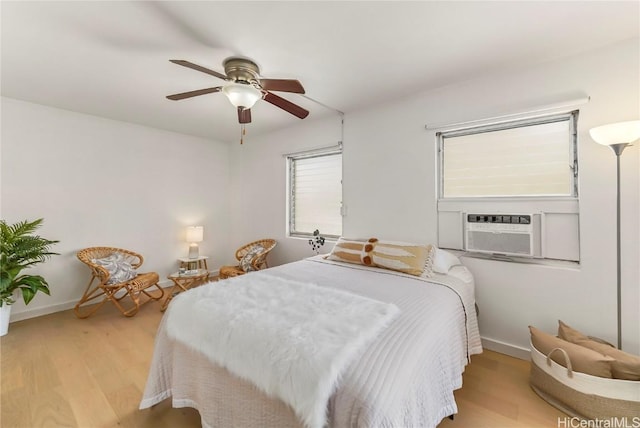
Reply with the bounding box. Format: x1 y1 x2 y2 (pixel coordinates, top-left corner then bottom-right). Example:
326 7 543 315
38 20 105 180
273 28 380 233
240 125 246 145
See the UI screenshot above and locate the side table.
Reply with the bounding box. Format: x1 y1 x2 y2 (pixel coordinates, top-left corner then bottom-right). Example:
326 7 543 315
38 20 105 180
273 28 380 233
178 256 209 271
161 269 210 311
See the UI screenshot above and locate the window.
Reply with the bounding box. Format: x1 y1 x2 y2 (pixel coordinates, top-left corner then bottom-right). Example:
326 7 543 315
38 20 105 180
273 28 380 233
439 111 578 199
436 110 581 262
287 147 342 238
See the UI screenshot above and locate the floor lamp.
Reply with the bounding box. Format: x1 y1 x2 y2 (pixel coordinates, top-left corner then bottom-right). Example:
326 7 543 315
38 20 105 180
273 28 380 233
589 120 640 350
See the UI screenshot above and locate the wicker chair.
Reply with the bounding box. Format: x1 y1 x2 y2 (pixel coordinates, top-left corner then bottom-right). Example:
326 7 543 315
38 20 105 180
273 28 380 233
219 239 277 280
75 247 164 318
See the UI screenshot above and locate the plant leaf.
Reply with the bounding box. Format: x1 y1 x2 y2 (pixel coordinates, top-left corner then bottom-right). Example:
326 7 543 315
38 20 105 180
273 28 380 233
0 219 58 305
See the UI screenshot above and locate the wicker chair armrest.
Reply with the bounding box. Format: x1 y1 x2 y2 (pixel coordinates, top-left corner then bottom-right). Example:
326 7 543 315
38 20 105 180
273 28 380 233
91 264 112 284
235 247 248 261
119 250 143 269
250 253 269 270
250 245 277 270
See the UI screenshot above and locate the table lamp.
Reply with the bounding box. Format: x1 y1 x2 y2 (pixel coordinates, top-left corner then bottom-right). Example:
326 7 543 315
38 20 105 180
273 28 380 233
186 226 204 259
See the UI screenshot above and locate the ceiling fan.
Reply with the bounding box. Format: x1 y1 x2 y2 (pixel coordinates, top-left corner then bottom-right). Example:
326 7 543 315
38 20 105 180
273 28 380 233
167 57 309 124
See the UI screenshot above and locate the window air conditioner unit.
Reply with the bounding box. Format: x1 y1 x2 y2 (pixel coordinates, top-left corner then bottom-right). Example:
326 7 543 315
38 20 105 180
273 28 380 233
464 213 542 258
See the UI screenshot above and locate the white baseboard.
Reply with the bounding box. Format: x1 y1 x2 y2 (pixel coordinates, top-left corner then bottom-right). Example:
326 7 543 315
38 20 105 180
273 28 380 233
10 299 79 322
9 271 220 323
481 336 531 360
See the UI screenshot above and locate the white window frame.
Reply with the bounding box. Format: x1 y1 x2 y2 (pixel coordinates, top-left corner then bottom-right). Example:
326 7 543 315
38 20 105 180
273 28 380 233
286 145 343 239
435 110 581 263
437 110 579 200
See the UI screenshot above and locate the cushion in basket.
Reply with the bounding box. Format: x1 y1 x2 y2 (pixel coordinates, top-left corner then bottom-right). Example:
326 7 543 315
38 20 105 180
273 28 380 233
92 253 137 285
240 244 264 272
529 326 614 378
557 320 615 345
558 320 640 381
369 239 433 276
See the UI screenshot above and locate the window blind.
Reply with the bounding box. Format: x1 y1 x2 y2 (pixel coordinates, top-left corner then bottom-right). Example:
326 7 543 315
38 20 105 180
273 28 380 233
441 115 576 198
290 152 342 236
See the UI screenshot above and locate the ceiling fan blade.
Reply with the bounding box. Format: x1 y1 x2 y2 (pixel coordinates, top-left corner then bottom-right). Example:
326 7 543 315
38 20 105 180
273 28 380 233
169 60 228 81
166 87 222 100
263 92 309 119
259 79 305 94
238 107 252 124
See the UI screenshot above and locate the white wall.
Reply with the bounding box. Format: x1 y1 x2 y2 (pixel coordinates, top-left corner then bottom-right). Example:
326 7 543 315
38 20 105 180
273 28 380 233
3 39 637 356
229 114 343 266
1 98 233 321
231 38 640 356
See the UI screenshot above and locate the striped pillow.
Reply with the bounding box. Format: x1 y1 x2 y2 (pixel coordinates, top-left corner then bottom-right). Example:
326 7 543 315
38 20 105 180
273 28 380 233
326 237 373 266
327 237 434 277
368 239 434 276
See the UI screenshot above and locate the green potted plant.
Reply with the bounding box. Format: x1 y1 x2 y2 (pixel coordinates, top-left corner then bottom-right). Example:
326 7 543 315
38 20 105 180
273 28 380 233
0 218 59 336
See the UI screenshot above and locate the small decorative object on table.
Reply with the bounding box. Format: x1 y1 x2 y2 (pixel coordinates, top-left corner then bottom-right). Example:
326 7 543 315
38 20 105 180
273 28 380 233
308 229 326 254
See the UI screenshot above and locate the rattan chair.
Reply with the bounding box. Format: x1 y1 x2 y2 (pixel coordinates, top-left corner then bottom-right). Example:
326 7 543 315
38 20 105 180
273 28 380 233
219 239 277 279
75 247 164 318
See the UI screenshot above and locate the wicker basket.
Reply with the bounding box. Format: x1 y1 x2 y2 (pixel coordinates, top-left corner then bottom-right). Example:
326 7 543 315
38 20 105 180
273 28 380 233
529 342 640 419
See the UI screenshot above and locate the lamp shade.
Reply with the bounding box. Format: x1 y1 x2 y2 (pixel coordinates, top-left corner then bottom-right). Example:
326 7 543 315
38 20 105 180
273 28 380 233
589 120 640 146
222 83 262 109
186 226 204 243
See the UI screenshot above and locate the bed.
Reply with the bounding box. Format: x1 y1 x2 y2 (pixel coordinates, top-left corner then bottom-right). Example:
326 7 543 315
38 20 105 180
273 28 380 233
140 255 482 428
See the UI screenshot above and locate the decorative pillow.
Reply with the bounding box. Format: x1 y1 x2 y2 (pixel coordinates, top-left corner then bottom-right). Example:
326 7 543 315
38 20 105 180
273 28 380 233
240 245 264 272
92 253 137 285
558 320 640 381
368 238 433 276
557 320 606 344
326 237 371 266
529 326 614 378
432 247 462 274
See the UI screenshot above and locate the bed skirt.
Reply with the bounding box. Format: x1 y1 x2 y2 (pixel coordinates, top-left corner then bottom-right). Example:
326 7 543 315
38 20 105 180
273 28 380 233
140 323 303 428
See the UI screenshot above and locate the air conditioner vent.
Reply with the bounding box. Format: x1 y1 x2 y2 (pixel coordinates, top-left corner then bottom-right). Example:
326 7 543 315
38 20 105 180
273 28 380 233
464 213 542 257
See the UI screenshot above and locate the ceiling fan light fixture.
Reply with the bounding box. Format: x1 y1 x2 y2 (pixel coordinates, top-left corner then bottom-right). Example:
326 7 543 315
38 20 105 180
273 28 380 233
222 83 262 109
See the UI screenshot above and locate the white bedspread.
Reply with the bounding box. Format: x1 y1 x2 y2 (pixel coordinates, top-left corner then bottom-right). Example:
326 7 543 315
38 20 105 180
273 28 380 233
163 272 399 428
140 256 482 428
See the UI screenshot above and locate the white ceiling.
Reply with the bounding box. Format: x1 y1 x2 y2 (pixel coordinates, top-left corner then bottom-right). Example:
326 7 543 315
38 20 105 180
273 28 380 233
2 1 638 143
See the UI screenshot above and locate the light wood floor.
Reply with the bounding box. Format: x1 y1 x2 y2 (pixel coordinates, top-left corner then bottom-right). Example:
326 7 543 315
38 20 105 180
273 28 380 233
1 303 565 428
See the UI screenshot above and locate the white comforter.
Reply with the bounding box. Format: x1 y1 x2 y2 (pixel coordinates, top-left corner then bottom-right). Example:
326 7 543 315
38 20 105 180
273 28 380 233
164 272 399 428
140 256 482 428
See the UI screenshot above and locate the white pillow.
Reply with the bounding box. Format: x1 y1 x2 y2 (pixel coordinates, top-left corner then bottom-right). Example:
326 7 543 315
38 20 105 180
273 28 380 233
92 253 137 285
240 244 264 272
447 265 474 286
432 247 462 274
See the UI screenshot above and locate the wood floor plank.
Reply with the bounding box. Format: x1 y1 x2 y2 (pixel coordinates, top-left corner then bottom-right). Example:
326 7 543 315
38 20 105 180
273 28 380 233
21 354 63 397
0 386 33 428
66 389 121 428
138 399 202 428
29 387 77 428
0 304 565 427
105 383 147 427
454 381 521 421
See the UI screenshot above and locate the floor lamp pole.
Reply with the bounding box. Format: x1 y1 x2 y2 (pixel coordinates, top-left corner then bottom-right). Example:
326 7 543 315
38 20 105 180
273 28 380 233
610 142 628 350
590 120 639 350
